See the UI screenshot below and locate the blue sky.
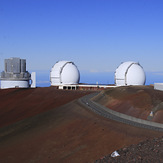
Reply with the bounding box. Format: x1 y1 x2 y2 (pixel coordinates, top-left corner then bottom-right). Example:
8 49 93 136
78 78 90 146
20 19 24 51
0 0 163 86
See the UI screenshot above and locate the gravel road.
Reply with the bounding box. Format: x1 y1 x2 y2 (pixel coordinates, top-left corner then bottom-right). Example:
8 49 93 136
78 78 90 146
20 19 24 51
79 93 163 132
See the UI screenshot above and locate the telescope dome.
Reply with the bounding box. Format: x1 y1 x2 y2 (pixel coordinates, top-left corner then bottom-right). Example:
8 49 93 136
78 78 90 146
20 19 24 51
115 61 146 86
50 61 80 85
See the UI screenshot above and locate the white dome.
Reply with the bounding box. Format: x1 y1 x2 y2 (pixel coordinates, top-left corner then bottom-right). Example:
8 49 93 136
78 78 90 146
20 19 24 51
115 61 146 86
50 61 80 85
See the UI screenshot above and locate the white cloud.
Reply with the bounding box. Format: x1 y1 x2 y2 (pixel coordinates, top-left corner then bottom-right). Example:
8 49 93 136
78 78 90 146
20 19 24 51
153 72 163 76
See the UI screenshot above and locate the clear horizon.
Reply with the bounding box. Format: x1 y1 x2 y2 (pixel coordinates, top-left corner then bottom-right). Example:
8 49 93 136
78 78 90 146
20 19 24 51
27 70 163 87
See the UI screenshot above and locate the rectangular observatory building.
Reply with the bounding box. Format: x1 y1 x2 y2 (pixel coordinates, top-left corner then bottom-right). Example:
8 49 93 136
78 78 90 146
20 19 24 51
0 57 33 89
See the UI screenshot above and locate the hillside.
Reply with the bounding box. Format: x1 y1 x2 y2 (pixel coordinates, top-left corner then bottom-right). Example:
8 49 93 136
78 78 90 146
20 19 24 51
93 85 163 123
0 86 162 162
0 87 92 128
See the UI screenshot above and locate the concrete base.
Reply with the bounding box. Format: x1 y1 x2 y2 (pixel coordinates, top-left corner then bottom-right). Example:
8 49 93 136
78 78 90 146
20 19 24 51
1 80 30 89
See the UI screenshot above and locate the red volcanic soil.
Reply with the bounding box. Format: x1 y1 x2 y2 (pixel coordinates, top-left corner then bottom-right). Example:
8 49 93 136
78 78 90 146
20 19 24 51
0 87 162 162
152 110 163 123
0 87 93 128
94 86 163 123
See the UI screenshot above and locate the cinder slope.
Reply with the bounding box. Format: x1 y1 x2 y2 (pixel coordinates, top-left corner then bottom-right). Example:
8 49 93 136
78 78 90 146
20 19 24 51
0 87 92 128
94 86 163 123
0 88 162 163
95 136 163 162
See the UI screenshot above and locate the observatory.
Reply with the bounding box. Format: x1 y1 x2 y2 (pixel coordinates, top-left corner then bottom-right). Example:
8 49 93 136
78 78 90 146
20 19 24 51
50 60 117 90
115 61 146 86
50 61 80 86
0 57 36 89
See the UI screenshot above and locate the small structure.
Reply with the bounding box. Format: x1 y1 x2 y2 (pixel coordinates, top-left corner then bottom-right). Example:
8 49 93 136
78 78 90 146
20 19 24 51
31 72 36 88
154 83 163 91
50 61 80 86
0 57 36 89
149 111 154 117
115 61 146 86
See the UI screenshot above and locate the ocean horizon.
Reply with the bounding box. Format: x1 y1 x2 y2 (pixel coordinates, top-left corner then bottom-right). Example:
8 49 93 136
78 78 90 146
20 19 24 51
35 71 163 87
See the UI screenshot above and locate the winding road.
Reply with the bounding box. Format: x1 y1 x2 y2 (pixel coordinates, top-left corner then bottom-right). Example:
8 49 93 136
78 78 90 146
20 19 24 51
79 92 163 132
